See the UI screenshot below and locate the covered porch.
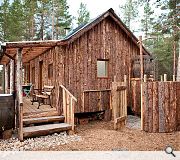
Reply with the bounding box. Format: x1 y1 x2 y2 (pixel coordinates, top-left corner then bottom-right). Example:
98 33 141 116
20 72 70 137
0 40 77 141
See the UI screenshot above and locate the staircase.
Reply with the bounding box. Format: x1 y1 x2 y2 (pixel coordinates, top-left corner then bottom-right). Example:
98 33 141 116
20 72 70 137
17 85 77 141
22 116 72 138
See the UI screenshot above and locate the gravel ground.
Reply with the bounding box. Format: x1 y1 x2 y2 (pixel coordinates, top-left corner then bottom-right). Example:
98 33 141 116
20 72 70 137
0 115 179 151
0 132 81 151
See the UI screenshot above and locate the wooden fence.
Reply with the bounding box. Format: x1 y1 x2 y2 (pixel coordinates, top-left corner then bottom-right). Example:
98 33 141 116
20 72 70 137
131 78 154 115
111 76 127 130
142 81 180 132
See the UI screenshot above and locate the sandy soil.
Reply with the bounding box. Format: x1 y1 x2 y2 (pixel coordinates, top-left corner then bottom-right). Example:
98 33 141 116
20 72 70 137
37 116 180 151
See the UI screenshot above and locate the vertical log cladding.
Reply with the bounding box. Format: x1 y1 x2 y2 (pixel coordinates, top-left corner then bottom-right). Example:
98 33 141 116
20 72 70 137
152 82 159 132
142 81 179 133
29 17 141 114
158 81 165 132
176 82 180 130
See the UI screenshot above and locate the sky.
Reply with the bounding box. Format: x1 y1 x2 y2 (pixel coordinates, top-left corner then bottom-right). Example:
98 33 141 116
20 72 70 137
67 0 125 19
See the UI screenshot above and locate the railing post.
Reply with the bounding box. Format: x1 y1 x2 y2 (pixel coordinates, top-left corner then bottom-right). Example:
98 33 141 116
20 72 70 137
173 75 176 82
164 74 167 82
63 89 67 122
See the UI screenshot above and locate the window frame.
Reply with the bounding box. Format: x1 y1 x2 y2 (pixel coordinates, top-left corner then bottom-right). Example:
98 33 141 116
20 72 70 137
97 59 109 78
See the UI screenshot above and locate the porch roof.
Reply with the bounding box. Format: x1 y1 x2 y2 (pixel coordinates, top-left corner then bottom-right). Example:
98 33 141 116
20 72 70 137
0 40 64 64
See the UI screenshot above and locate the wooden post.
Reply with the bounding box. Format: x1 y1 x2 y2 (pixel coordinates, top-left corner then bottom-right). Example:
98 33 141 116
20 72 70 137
160 75 163 82
173 75 176 82
10 59 14 94
144 74 147 82
4 64 8 94
139 36 143 83
141 74 147 130
164 74 167 82
173 41 176 78
124 75 127 120
19 103 23 141
16 48 23 141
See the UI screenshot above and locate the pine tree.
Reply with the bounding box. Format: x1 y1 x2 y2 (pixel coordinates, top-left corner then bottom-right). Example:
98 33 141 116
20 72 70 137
119 0 138 31
0 0 11 41
23 0 38 40
8 0 25 41
77 2 90 26
35 0 51 40
140 1 154 37
51 0 72 39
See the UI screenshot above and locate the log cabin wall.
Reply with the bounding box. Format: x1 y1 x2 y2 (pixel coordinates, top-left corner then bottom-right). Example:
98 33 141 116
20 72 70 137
29 46 65 108
28 16 146 114
63 17 141 113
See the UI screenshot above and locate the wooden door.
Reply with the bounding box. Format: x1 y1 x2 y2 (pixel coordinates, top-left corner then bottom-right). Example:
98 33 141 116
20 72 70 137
39 61 43 89
111 76 127 130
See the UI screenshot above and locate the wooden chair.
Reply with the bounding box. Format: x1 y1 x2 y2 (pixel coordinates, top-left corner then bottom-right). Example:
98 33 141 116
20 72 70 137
34 85 54 109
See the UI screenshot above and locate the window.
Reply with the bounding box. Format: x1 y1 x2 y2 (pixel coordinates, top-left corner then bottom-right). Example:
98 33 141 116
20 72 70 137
48 63 53 79
32 67 35 84
97 60 108 77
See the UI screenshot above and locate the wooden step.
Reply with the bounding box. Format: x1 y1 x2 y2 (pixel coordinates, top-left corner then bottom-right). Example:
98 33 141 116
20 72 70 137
23 116 65 125
23 123 72 138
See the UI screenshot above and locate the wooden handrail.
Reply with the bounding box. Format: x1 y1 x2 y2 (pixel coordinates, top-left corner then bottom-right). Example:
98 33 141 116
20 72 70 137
60 85 77 101
60 85 77 131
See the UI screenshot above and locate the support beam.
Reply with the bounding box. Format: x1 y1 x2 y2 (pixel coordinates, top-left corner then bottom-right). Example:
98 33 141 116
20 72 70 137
10 59 14 94
4 64 8 94
16 48 23 103
16 48 23 141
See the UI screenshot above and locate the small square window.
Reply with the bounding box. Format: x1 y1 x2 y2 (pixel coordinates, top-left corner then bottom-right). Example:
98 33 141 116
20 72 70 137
48 63 53 79
97 60 108 77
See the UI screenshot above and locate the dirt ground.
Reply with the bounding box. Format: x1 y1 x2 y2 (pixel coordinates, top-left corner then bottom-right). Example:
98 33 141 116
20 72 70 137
36 116 180 151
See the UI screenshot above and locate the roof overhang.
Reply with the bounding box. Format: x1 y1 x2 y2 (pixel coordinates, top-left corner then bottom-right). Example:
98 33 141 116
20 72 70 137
0 40 64 65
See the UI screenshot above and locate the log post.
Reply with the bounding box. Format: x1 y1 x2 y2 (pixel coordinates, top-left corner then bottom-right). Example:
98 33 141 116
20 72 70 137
10 59 14 94
4 64 8 94
173 75 176 82
160 75 163 82
164 74 167 82
139 36 143 83
16 48 23 141
141 74 147 130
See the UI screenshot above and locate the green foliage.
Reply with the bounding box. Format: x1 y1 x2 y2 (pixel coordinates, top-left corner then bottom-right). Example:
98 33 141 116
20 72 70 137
119 0 138 30
140 1 154 37
0 0 73 41
52 0 73 39
0 0 11 41
77 2 90 26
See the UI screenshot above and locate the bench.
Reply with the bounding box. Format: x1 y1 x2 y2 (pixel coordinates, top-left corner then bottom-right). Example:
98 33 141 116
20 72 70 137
31 85 54 109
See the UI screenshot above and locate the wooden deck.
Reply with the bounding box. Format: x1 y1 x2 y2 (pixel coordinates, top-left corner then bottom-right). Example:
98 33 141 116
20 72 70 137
23 97 58 118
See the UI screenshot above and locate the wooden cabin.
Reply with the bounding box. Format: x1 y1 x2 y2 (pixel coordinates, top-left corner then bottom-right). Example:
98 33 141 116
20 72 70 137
0 9 154 139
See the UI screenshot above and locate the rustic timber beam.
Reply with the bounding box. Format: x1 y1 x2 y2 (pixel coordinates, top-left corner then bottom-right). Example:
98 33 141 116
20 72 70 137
16 48 23 141
4 64 8 94
10 59 14 94
4 52 15 60
83 89 111 92
6 41 62 49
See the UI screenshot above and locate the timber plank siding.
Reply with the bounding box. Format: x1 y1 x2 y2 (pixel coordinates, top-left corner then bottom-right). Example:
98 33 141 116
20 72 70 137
28 16 146 113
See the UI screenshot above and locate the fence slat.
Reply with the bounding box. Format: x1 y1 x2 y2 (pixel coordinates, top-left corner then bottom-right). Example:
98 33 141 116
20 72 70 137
148 82 153 132
142 81 179 133
152 82 159 132
158 82 165 132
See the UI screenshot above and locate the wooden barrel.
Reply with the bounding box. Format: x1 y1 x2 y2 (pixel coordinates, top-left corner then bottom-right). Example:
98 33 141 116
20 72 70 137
0 94 15 134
